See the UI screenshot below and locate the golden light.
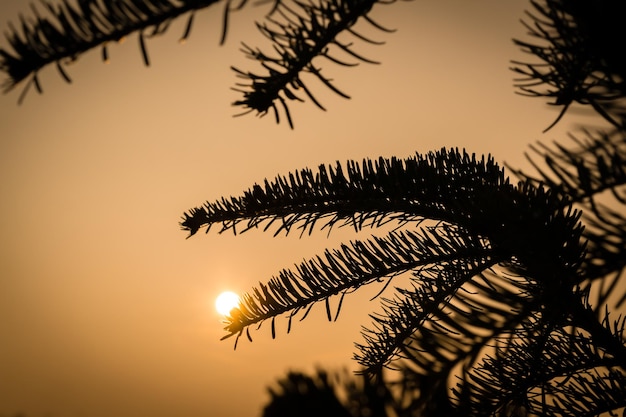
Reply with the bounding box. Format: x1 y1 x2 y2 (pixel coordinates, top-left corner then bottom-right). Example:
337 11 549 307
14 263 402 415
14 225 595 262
215 291 240 316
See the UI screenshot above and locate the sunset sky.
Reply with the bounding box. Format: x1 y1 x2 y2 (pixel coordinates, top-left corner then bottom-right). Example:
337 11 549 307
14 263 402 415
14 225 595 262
0 1 594 416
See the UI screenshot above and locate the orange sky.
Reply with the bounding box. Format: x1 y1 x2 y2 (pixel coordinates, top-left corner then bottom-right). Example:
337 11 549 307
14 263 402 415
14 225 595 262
0 1 594 416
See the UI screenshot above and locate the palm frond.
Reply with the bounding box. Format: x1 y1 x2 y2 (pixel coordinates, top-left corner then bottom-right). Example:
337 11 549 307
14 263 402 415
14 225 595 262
231 0 394 127
466 318 626 416
580 207 626 299
511 0 626 130
552 368 626 415
509 129 626 308
184 148 586 368
0 0 233 103
355 260 524 373
357 208 585 387
222 226 498 347
181 147 589 412
180 148 512 238
512 128 626 204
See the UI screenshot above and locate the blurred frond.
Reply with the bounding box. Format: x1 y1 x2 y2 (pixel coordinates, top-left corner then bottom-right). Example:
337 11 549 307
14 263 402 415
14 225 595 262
511 0 626 130
0 0 234 103
262 368 396 417
231 0 395 127
512 128 626 204
355 260 525 373
580 206 626 306
262 369 353 417
466 317 626 416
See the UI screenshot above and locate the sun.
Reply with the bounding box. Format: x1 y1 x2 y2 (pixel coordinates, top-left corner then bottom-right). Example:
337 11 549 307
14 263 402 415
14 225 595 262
215 291 240 316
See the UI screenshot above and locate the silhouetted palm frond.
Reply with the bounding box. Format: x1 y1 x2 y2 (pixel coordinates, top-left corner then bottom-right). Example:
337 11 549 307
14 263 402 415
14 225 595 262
231 0 395 127
182 149 587 378
466 314 626 416
355 206 588 412
222 226 499 347
181 148 513 238
0 0 238 103
0 0 397 125
356 252 510 372
513 128 626 204
512 0 626 130
4 0 625 414
510 128 626 312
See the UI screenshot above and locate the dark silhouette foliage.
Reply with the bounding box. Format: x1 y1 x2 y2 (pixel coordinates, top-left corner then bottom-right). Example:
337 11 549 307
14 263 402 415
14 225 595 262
261 370 354 417
2 0 626 415
261 368 402 417
511 0 626 130
0 0 394 126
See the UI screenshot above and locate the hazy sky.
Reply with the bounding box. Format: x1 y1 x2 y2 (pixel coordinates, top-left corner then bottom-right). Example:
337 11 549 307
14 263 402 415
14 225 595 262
0 1 590 416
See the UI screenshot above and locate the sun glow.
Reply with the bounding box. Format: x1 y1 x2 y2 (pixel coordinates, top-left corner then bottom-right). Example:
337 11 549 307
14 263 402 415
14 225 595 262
215 291 240 316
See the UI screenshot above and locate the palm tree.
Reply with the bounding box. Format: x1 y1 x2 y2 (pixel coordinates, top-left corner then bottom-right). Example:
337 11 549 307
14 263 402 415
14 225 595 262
181 140 625 416
2 0 625 415
181 1 626 414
